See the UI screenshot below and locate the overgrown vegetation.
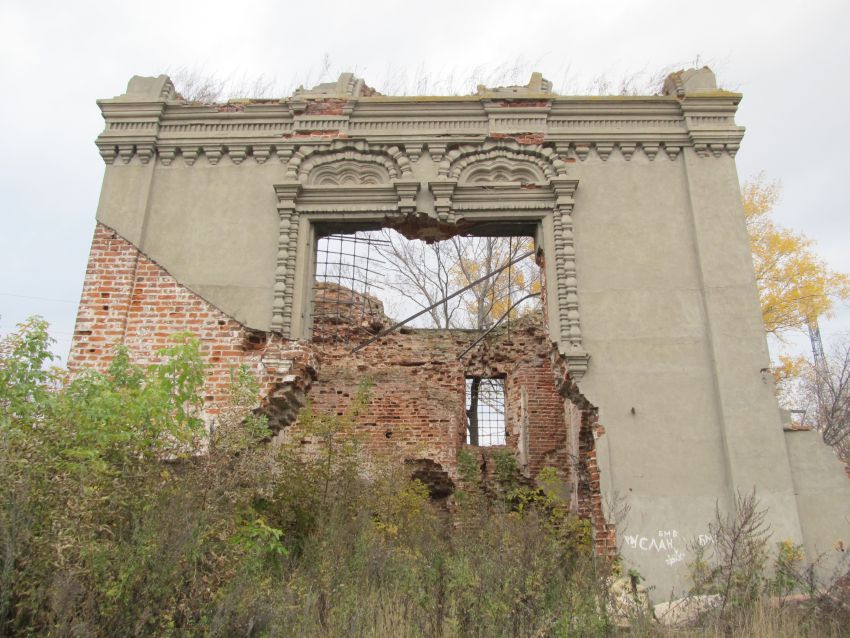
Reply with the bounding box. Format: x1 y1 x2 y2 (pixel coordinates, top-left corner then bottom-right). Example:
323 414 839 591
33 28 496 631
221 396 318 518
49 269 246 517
0 318 609 637
650 491 850 637
743 173 850 460
3 318 849 637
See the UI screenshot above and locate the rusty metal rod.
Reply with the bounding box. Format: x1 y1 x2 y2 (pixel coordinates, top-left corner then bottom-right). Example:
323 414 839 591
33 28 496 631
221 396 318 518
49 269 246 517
456 292 541 359
351 249 535 353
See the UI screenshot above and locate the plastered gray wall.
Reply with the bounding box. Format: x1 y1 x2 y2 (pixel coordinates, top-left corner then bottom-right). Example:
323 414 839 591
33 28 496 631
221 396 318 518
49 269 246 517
785 430 850 580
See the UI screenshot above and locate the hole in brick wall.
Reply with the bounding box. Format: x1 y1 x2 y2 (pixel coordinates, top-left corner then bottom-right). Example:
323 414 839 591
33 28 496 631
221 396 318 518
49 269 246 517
465 376 506 446
405 459 454 498
242 330 268 351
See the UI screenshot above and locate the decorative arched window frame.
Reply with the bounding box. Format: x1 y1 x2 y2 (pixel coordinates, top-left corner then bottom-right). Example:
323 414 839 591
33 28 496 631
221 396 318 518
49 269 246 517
272 139 589 378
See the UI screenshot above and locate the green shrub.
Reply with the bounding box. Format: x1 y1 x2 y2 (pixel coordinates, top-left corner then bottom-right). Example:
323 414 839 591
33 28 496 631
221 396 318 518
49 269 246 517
1 319 612 637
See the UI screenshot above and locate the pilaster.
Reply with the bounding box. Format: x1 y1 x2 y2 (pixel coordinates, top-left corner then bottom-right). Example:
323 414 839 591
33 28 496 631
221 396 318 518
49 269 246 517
551 179 589 378
681 149 803 543
272 183 302 335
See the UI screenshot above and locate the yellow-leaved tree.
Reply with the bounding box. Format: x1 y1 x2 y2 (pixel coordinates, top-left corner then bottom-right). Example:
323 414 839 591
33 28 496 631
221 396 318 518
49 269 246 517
379 233 541 330
744 173 850 392
450 236 541 330
744 173 850 337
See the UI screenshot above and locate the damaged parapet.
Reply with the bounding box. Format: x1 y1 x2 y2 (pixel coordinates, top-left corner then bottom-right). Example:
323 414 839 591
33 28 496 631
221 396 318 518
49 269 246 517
291 72 381 98
109 74 178 101
477 71 554 96
662 66 719 97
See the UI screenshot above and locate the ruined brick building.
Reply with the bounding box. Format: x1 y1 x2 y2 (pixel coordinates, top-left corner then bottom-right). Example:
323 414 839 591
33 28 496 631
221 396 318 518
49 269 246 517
69 68 850 596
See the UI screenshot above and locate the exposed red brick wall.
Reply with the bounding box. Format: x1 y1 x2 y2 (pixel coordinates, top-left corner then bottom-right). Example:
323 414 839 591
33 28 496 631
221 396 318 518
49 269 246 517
490 132 547 145
67 223 142 366
537 254 614 555
304 99 348 115
69 224 610 552
68 223 315 427
295 314 570 484
299 306 612 553
551 351 616 557
505 364 569 475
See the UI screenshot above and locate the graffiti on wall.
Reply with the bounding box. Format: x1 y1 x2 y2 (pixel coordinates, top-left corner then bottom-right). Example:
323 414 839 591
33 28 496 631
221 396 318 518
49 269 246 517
623 529 714 567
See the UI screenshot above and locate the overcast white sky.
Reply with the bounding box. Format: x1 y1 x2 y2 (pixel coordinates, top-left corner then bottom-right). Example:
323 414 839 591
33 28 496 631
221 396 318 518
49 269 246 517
1 0 848 363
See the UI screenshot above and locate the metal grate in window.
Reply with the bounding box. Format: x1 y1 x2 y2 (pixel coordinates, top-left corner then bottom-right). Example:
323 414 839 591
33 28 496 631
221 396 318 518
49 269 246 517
313 231 388 347
466 376 506 446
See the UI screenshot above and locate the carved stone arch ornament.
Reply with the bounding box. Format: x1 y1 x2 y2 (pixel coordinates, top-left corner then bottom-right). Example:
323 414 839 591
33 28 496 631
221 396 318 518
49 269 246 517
459 157 547 184
285 139 413 183
271 136 589 378
307 160 391 186
441 139 568 181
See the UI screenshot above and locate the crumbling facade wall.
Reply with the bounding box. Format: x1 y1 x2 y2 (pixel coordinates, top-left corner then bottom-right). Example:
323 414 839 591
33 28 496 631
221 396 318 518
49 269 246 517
69 223 610 547
69 67 850 596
